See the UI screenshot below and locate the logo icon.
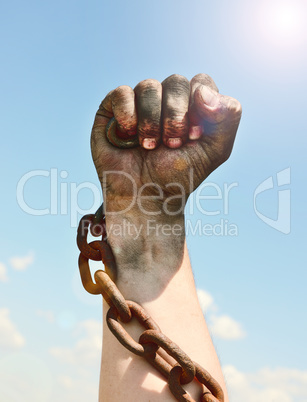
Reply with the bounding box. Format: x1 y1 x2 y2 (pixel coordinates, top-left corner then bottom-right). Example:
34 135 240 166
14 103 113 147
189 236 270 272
254 168 291 234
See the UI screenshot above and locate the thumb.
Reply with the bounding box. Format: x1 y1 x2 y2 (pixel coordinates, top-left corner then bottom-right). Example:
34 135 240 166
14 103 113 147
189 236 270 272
188 80 242 164
193 84 242 127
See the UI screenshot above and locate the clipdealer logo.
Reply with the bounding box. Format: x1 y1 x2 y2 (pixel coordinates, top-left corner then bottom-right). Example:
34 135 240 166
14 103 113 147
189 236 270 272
16 167 291 235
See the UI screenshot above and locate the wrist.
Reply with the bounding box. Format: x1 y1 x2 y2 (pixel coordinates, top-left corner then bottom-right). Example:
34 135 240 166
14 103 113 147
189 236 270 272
105 207 185 267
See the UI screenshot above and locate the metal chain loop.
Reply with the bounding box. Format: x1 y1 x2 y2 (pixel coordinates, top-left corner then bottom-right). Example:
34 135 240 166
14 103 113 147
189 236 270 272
107 301 160 356
77 206 224 402
139 330 195 384
144 347 174 379
168 365 195 402
168 363 224 402
77 214 102 261
106 117 139 149
90 204 106 237
194 362 224 402
78 241 117 294
78 244 103 295
94 270 131 323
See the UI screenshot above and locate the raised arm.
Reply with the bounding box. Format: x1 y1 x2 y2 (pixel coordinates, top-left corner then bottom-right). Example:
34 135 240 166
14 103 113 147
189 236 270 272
90 73 242 401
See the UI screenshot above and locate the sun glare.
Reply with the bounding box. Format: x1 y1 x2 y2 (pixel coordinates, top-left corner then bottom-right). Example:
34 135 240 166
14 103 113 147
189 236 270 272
258 1 305 46
231 0 307 76
275 8 299 32
273 5 303 39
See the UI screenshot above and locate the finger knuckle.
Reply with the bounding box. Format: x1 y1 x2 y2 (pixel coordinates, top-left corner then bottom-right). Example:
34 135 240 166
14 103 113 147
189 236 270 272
113 85 134 98
191 74 218 92
163 73 188 83
135 78 161 92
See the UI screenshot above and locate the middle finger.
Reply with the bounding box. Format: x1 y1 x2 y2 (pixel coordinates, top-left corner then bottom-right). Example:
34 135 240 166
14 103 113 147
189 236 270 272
134 79 162 150
162 74 190 148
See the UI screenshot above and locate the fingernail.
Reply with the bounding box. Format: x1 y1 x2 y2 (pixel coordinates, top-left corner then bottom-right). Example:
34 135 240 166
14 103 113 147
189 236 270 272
200 86 219 107
189 126 202 140
143 138 157 150
167 138 182 148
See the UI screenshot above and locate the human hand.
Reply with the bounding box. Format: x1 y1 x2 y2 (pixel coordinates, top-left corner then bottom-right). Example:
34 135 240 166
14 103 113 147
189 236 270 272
91 74 241 216
91 74 239 401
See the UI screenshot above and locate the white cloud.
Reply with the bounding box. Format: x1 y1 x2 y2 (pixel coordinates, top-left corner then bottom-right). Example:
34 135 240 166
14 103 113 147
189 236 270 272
197 288 246 340
224 365 307 402
49 320 102 402
9 251 34 271
58 375 74 389
0 262 8 282
53 373 98 402
0 352 53 402
197 289 215 313
209 314 246 340
50 319 102 366
0 308 25 349
36 309 55 323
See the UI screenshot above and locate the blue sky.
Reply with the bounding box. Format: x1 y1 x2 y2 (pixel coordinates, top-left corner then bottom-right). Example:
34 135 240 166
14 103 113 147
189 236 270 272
1 0 306 400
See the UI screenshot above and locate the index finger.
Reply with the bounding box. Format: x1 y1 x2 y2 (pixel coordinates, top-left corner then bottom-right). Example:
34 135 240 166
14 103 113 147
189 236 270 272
91 86 138 166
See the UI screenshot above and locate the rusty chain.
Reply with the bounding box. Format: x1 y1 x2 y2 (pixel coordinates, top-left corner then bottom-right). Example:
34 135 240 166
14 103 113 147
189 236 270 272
77 208 224 402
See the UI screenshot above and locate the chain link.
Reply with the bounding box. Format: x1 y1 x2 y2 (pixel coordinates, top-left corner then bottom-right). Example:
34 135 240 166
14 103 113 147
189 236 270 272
77 207 224 402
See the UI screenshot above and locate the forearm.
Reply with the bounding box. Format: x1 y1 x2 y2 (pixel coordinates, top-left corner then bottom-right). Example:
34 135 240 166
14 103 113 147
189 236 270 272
99 211 228 402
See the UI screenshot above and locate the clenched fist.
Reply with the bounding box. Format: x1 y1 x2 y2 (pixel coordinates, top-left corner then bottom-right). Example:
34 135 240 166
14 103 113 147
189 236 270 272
91 73 242 215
